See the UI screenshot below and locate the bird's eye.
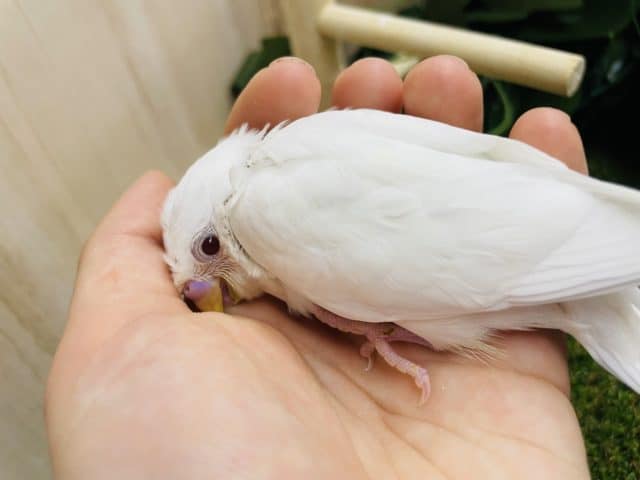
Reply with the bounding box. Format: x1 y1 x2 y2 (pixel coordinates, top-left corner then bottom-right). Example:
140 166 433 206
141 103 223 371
200 234 220 257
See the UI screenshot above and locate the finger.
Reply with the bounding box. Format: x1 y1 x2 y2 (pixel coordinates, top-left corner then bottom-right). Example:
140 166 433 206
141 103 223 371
509 107 588 174
403 55 484 132
89 170 172 243
65 171 187 352
224 57 321 134
331 57 403 112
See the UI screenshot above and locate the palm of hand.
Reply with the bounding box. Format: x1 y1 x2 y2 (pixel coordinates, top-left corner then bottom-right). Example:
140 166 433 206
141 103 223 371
46 57 590 479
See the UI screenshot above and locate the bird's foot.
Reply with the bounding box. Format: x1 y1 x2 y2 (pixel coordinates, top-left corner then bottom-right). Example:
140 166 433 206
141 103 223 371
370 336 431 405
359 341 376 371
313 306 431 404
359 322 433 373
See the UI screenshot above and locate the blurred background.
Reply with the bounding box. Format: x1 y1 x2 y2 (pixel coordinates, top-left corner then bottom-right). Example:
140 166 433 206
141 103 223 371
0 1 637 478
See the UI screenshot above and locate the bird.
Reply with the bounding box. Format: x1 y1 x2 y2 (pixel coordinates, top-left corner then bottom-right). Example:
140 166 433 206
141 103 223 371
161 108 640 404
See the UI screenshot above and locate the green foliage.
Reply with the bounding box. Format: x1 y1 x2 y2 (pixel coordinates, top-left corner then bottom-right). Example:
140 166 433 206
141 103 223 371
569 339 640 479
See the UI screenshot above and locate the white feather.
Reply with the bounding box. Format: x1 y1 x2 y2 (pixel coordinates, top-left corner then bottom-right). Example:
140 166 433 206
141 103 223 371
563 288 640 393
221 109 640 393
163 109 640 394
229 110 640 315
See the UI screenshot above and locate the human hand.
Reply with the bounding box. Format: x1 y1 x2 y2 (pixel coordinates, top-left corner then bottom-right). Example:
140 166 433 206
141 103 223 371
46 56 590 479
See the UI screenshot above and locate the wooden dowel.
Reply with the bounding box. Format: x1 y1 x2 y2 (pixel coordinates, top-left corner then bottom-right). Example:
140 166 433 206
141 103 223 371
317 2 585 96
280 0 344 108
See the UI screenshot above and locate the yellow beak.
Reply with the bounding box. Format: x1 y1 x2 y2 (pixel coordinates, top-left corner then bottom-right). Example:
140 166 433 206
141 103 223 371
193 279 224 313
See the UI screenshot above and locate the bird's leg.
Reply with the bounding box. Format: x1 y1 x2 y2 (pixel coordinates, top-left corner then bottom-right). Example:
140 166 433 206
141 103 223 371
359 328 432 372
384 327 433 348
359 341 376 371
372 337 431 405
312 306 431 404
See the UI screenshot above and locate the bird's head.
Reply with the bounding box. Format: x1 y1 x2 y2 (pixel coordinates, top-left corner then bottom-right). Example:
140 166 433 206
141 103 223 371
161 127 265 311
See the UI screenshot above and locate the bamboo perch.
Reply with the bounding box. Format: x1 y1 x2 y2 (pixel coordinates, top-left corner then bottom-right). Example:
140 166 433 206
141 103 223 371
280 0 586 106
316 2 585 98
279 0 345 107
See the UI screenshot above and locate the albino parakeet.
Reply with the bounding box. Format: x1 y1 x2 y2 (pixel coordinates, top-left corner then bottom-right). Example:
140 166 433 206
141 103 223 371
161 109 640 403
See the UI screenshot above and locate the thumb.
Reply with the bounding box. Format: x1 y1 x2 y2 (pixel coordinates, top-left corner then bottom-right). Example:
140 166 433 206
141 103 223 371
56 171 188 375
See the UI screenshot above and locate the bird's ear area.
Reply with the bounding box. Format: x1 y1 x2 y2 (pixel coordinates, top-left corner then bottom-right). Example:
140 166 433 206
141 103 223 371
61 171 189 365
224 57 321 135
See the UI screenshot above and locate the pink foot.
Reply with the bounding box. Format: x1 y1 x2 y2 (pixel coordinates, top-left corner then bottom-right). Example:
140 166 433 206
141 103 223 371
373 337 431 405
359 341 375 371
313 306 432 404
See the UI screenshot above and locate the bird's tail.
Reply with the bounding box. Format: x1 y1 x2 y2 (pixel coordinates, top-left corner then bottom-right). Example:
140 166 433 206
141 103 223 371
563 287 640 394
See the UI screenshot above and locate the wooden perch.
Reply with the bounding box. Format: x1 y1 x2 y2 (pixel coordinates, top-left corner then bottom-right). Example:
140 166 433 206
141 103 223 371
281 1 586 106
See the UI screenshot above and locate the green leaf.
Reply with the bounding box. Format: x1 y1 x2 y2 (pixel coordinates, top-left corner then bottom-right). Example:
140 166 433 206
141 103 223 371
633 0 640 35
463 0 582 25
465 9 530 23
477 0 582 11
586 37 631 97
401 0 471 25
517 84 583 115
507 0 640 42
483 79 518 135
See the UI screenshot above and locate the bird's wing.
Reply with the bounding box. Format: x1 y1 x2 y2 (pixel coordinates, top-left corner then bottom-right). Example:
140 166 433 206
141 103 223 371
227 109 640 324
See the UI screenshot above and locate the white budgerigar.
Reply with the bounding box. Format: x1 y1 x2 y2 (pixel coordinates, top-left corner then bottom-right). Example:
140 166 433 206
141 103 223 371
161 109 640 403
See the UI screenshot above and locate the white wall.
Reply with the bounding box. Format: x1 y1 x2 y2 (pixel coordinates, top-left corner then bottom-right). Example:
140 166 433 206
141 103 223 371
0 1 273 477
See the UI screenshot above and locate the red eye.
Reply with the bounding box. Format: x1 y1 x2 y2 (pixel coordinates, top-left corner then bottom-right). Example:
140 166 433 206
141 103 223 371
200 235 220 257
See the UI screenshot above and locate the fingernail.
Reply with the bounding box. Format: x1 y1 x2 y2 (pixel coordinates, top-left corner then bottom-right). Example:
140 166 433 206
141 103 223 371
270 56 315 72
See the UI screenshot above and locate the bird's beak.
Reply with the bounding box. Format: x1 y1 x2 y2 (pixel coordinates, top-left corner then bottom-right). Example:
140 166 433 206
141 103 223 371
183 279 224 312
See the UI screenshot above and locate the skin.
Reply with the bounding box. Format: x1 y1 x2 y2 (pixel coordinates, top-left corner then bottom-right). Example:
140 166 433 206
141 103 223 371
46 55 591 479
